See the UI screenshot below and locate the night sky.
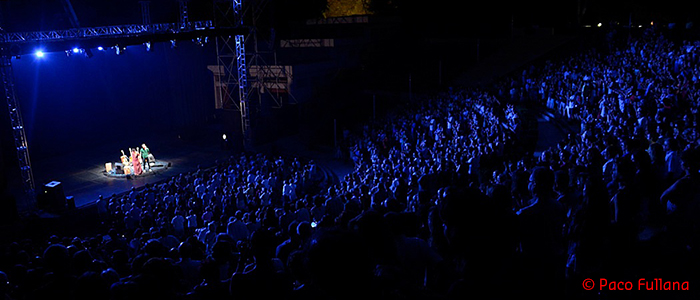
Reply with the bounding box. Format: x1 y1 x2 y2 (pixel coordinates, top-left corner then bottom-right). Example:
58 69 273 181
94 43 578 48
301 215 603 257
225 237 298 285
1 0 698 33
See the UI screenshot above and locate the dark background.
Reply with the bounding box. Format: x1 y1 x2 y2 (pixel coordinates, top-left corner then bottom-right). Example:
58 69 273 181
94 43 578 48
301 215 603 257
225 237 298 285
8 41 217 160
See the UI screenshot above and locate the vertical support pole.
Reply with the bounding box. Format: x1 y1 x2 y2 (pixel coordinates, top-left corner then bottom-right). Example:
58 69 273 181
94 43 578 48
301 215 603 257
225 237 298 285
179 0 189 29
140 1 151 25
0 55 35 212
233 0 252 151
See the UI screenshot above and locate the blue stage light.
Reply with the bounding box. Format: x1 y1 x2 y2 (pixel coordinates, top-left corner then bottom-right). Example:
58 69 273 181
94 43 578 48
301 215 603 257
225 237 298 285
97 46 104 51
72 48 80 53
35 51 45 58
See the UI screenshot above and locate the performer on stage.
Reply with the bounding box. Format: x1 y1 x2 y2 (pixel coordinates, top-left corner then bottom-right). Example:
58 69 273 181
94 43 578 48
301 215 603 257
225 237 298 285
131 147 143 175
121 150 132 175
140 143 151 171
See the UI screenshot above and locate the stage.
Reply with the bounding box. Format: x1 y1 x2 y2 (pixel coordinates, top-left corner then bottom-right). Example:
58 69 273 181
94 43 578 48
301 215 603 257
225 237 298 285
7 129 234 211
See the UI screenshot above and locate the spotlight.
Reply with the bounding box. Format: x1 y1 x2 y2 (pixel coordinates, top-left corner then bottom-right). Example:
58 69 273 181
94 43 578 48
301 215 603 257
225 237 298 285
597 23 602 28
222 134 227 141
72 48 80 54
97 46 104 51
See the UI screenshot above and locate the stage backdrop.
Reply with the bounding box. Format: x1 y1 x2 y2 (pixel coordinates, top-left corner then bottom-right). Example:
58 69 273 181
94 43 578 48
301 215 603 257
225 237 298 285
9 41 217 160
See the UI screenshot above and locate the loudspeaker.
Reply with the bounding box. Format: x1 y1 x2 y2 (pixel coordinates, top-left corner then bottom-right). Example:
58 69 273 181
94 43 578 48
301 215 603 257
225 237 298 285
66 196 75 209
43 181 66 210
115 163 124 174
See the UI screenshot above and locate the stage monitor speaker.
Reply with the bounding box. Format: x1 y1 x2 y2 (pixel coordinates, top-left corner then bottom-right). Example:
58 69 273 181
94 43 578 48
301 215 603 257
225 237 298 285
115 163 124 174
43 181 66 210
66 196 75 209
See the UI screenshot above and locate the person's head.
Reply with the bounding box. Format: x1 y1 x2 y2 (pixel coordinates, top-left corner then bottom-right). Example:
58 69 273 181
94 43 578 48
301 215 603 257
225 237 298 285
306 229 374 295
554 170 570 193
74 271 109 300
249 228 275 260
207 221 217 231
528 167 555 198
681 147 700 174
665 137 679 152
43 244 70 274
0 271 9 295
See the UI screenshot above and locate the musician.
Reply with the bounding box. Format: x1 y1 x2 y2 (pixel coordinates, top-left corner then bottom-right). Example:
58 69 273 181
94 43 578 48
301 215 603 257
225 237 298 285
131 148 143 175
140 144 152 171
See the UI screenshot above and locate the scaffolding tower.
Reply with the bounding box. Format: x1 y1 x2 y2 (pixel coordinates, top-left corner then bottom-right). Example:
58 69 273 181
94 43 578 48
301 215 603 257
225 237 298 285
213 0 251 150
212 0 296 151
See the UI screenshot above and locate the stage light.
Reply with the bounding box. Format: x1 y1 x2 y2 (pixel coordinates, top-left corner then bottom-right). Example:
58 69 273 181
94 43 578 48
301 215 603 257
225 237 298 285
195 37 206 47
113 45 125 55
222 134 227 140
597 23 602 28
35 51 44 58
97 46 104 51
72 48 80 54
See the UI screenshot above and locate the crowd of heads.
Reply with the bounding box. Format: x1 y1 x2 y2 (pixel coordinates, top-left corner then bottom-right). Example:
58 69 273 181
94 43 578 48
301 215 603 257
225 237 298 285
2 28 700 299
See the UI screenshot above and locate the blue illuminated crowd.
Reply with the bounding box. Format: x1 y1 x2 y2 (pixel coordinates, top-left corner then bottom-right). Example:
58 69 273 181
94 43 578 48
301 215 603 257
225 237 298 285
2 27 700 300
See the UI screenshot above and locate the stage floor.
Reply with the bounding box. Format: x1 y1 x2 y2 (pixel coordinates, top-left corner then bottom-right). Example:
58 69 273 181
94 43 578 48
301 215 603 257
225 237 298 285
8 130 233 210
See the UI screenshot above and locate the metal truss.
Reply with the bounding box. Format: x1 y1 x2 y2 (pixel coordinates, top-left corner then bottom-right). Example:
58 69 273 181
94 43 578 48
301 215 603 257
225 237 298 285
179 1 189 30
235 34 252 149
213 0 296 114
139 1 151 25
0 20 213 43
0 54 35 211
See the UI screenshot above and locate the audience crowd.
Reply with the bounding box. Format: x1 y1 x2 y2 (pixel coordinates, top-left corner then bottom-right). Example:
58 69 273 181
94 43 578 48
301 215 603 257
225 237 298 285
2 27 700 300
